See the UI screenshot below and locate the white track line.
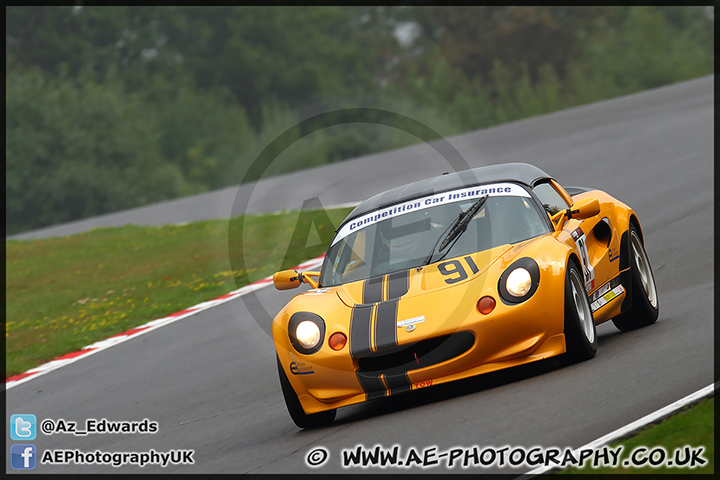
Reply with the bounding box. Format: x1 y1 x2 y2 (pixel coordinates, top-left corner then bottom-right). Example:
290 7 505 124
520 382 716 477
5 255 325 390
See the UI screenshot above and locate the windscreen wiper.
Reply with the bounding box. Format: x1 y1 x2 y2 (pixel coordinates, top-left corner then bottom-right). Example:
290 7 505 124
421 195 488 267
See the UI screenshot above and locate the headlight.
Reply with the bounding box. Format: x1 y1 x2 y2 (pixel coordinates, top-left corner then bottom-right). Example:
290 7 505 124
506 268 532 297
288 312 325 354
295 321 321 350
497 258 540 305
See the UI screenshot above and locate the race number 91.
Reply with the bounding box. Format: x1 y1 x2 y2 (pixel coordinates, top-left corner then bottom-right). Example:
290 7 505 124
438 256 479 284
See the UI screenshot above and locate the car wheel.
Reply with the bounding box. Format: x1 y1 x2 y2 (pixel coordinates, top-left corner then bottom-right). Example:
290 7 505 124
276 356 336 429
562 259 598 363
612 225 659 331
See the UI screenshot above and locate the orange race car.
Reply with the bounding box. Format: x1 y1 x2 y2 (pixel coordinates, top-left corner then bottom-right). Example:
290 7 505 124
271 163 659 428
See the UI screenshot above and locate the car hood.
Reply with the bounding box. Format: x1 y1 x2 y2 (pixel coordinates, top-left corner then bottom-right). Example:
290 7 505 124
334 244 515 307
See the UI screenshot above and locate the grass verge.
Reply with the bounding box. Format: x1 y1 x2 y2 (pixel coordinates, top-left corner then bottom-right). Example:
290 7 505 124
6 208 353 377
559 396 714 474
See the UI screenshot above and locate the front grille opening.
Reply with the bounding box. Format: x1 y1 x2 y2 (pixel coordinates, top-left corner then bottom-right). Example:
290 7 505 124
358 332 475 375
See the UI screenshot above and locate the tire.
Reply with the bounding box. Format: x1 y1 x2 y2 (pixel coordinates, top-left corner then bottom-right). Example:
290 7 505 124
612 225 659 331
562 260 598 364
276 356 336 429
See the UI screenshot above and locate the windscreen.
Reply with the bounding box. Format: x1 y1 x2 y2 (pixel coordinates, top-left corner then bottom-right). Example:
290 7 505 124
320 183 550 287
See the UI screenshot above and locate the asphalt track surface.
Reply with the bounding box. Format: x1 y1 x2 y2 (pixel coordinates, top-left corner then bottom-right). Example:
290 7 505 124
6 75 714 474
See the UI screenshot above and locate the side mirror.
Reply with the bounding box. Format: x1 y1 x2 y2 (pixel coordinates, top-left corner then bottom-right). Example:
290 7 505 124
273 270 301 290
569 197 600 220
273 270 320 290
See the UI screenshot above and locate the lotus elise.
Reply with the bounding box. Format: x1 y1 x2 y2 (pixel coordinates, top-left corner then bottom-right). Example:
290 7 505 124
271 163 659 428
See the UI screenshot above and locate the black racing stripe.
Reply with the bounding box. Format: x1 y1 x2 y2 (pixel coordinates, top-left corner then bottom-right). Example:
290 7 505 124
355 272 409 394
350 305 373 359
356 372 386 400
383 372 412 396
374 300 398 353
386 269 410 299
363 275 384 304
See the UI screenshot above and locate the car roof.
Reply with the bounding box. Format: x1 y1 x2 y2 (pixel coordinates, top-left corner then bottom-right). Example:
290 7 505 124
342 162 553 224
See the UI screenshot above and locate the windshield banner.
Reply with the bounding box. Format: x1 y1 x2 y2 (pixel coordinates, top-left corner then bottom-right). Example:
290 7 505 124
333 182 531 245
